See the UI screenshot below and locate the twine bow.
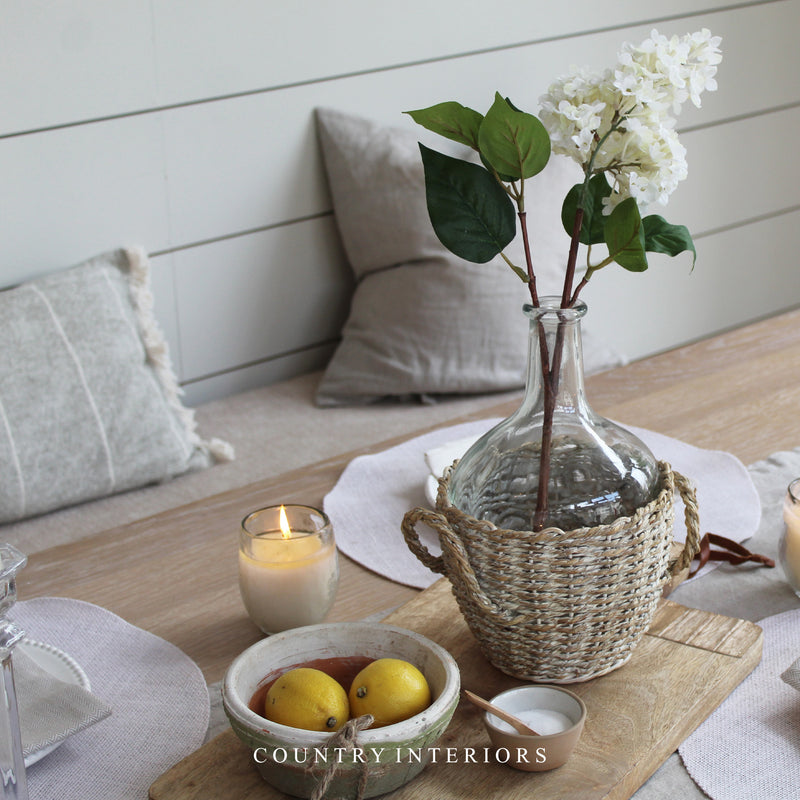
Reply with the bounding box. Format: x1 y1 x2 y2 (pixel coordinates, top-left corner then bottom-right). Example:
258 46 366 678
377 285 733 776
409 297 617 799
309 714 374 800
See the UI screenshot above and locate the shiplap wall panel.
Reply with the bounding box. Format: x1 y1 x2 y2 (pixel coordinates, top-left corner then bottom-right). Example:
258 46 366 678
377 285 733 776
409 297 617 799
4 2 795 266
169 103 800 381
584 210 800 358
0 115 170 284
162 1 799 247
172 218 352 379
655 106 800 234
3 0 757 135
179 343 339 403
1 0 158 135
3 1 798 406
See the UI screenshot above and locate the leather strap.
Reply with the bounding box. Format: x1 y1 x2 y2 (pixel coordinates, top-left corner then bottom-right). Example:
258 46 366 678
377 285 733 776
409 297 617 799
688 532 775 578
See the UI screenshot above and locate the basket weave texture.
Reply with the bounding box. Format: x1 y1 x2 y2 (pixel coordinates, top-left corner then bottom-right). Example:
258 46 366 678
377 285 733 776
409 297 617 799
402 461 700 683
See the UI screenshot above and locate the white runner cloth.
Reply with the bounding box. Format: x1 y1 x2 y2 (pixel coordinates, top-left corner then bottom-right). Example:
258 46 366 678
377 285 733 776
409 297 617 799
11 597 209 800
679 608 800 800
324 419 761 588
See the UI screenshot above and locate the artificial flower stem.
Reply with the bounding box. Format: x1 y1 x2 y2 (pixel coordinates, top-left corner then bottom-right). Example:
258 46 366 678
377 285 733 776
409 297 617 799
532 314 568 531
518 211 539 306
533 321 554 530
561 207 584 308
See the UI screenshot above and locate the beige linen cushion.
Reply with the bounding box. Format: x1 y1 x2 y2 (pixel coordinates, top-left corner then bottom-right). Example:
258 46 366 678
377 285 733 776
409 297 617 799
314 107 622 405
0 247 232 523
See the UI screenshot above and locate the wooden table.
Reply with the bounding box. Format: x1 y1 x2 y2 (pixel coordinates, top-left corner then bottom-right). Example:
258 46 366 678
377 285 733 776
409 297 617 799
17 307 800 685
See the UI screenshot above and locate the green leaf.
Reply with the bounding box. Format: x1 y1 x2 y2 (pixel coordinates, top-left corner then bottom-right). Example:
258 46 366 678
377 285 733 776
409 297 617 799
404 102 483 150
419 143 516 263
477 93 550 180
561 173 612 245
604 197 648 271
643 215 697 269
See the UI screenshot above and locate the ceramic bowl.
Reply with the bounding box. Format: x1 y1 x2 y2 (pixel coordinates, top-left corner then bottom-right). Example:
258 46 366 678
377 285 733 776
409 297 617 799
482 685 586 771
222 622 460 798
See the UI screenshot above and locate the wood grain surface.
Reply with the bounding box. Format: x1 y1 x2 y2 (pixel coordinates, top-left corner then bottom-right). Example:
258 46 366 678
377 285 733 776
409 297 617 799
16 308 800 685
149 579 763 800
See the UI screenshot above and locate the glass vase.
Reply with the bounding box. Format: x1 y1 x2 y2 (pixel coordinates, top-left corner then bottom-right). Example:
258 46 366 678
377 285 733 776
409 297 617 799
448 297 660 532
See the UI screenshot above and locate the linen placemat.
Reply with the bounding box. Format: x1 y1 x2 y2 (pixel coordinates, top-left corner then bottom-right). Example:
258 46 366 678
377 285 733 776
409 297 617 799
631 445 800 800
11 597 209 800
677 608 800 799
324 419 762 588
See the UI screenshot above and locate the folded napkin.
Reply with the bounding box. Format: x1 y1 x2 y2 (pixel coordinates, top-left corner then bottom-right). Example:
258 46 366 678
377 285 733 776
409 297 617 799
424 434 481 481
14 644 111 758
781 656 800 692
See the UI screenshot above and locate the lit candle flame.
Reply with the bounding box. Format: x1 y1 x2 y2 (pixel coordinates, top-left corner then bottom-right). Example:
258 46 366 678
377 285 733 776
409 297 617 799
279 505 292 540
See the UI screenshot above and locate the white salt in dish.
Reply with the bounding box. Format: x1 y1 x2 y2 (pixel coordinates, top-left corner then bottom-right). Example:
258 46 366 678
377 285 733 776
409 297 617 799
483 685 587 772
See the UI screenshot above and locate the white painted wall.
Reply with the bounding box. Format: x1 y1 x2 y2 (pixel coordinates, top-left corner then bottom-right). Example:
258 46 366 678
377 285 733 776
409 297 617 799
2 0 798 405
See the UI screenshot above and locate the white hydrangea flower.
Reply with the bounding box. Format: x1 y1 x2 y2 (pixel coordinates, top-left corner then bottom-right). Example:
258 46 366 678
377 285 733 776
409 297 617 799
538 28 721 214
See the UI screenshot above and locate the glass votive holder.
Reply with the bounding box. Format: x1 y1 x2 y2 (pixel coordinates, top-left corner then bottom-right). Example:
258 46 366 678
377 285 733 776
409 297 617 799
779 478 800 598
238 504 339 634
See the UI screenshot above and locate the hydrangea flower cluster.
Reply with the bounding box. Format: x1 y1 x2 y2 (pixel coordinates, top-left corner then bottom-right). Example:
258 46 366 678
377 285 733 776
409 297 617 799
539 29 722 213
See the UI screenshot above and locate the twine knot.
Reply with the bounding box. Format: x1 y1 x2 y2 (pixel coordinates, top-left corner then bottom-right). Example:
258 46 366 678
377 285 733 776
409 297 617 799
309 714 374 800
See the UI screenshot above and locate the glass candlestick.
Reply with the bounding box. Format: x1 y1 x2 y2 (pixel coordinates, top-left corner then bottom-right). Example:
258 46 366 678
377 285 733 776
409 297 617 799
0 544 28 800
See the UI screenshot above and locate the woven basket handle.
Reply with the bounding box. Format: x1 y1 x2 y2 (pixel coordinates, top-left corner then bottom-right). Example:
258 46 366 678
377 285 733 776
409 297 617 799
401 507 449 574
671 470 702 575
401 507 531 624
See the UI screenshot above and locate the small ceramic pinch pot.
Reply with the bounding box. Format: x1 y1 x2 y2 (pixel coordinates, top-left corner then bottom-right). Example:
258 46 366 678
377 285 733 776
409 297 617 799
223 622 460 799
482 685 586 772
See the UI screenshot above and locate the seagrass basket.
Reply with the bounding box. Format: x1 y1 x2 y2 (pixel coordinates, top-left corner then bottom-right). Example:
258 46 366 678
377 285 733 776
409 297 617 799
402 461 700 683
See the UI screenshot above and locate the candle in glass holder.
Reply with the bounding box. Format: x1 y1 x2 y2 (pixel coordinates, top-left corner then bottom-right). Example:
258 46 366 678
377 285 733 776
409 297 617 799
238 504 339 634
779 478 800 598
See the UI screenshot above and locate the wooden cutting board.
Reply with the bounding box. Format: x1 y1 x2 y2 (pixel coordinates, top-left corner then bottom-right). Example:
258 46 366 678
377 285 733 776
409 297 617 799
149 579 762 800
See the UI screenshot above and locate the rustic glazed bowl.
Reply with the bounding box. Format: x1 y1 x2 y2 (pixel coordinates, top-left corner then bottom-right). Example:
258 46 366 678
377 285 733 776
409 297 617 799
483 685 586 771
222 622 460 798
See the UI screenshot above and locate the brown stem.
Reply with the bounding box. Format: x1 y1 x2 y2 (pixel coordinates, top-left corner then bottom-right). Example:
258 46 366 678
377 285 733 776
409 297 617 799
518 211 539 307
561 207 584 308
569 275 590 307
532 316 567 531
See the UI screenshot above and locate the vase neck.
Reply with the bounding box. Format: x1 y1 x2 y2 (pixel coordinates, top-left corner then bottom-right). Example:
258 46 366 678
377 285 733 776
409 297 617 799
520 297 589 416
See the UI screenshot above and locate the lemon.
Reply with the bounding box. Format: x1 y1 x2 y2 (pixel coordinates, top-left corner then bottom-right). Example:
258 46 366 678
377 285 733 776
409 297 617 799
348 658 432 728
263 667 349 732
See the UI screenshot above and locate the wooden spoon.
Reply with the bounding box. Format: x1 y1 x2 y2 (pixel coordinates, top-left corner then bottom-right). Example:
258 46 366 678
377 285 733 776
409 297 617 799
463 689 541 735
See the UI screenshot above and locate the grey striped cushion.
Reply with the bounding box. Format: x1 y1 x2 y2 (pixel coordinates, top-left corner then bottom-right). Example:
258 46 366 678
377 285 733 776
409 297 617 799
0 248 231 523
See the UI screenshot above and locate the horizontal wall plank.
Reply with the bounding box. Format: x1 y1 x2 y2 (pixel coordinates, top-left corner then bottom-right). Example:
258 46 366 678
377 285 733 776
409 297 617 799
180 343 337 408
172 217 353 381
580 211 800 361
0 115 170 286
2 0 158 136
656 106 800 236
151 0 751 112
2 0 765 135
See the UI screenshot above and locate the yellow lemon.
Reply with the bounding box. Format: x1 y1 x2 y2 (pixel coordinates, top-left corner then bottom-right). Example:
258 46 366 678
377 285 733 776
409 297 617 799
263 667 349 732
348 658 432 728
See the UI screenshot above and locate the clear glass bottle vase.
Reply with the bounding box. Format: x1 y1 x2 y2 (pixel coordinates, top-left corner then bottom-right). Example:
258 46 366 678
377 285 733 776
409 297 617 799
448 297 660 532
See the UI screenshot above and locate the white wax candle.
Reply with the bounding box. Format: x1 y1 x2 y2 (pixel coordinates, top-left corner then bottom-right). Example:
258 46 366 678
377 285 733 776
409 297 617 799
781 493 800 591
239 531 338 634
491 708 573 736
